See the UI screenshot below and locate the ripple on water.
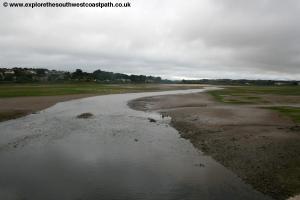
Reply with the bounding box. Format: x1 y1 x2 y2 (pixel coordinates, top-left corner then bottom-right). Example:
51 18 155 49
0 89 272 200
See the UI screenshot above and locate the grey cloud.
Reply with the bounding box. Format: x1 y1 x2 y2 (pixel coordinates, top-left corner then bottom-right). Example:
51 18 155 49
0 0 299 80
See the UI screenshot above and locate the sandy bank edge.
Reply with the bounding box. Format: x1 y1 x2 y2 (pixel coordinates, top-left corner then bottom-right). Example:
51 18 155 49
128 92 300 200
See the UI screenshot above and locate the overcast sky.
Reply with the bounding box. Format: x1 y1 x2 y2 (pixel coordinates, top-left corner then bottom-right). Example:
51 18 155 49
1 0 300 80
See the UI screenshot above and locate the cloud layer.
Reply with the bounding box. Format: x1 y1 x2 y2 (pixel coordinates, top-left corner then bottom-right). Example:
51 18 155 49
1 0 300 80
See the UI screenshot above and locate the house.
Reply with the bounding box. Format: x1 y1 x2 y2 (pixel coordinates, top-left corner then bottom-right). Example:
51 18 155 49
4 70 15 75
26 70 37 75
274 82 287 86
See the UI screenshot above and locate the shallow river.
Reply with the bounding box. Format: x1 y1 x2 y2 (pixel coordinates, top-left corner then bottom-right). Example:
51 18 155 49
0 89 272 200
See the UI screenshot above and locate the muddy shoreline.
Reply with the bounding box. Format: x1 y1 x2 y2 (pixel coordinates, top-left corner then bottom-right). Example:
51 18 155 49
0 94 96 122
128 92 300 200
0 84 206 122
0 89 273 200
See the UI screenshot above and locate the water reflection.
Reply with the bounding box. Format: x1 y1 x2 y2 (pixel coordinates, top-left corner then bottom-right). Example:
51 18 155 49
0 89 272 200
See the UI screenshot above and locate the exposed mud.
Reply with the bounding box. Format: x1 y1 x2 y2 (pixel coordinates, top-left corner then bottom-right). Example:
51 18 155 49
0 94 96 122
0 89 271 200
129 92 300 200
77 112 94 119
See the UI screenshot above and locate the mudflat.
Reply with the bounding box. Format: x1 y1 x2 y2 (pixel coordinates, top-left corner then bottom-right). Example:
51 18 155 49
0 89 274 200
0 94 95 122
0 83 204 122
129 91 300 200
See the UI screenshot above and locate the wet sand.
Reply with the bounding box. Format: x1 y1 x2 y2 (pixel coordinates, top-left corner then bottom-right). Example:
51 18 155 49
0 89 271 200
129 92 300 200
0 94 100 122
0 84 205 122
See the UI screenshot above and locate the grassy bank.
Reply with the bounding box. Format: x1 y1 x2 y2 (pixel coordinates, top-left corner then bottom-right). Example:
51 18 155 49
0 83 202 98
0 83 203 122
130 90 300 199
268 107 300 124
208 86 300 104
208 86 300 123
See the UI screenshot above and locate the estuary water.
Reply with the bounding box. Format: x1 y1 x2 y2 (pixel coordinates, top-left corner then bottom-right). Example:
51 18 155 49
0 88 272 200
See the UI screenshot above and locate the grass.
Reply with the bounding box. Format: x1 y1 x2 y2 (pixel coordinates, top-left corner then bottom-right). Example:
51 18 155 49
208 86 300 104
208 86 300 124
0 83 202 98
220 86 300 95
0 83 203 122
207 86 300 198
268 107 300 124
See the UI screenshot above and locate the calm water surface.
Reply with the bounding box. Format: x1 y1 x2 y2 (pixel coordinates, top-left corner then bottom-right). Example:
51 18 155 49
0 89 272 200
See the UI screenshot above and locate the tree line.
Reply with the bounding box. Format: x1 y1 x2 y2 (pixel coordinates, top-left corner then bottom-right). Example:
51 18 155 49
0 68 170 84
182 79 299 86
0 67 298 85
